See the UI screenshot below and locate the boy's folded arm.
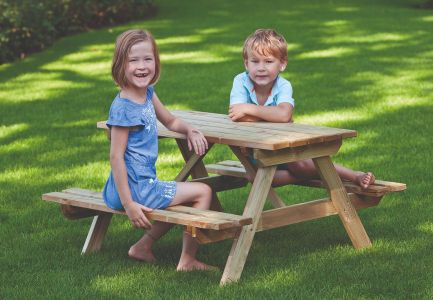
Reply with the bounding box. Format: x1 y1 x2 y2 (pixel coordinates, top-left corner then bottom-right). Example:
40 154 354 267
232 103 293 123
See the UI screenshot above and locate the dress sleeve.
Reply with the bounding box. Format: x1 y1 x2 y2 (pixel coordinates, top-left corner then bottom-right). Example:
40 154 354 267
106 99 142 128
276 80 295 107
229 74 248 105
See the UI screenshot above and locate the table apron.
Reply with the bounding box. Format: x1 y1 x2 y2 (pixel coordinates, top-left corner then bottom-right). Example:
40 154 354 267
253 139 342 167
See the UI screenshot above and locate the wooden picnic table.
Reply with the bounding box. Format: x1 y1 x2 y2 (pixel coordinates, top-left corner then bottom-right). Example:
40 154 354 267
98 109 378 285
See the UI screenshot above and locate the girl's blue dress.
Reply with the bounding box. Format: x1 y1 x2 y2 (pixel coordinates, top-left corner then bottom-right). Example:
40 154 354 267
102 87 176 210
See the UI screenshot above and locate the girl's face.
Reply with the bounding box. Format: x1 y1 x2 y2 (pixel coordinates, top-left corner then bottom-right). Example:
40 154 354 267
125 41 156 91
244 49 286 91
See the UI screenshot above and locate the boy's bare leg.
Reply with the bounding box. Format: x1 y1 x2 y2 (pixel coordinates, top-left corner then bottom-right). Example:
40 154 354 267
272 170 301 187
287 160 375 189
128 222 173 262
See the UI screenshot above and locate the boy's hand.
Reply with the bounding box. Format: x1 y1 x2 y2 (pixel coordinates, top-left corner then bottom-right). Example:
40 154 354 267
229 104 254 121
124 201 153 229
187 128 208 156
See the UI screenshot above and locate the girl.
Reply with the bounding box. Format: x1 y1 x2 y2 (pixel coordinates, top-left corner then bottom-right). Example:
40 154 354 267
103 29 216 271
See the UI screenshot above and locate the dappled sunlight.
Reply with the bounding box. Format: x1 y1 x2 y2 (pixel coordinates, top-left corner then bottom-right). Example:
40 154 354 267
417 222 433 234
297 110 367 126
0 71 93 103
0 135 47 153
420 15 433 22
0 123 28 140
335 6 359 12
157 35 203 45
323 20 350 27
296 47 355 59
328 32 411 44
161 51 229 63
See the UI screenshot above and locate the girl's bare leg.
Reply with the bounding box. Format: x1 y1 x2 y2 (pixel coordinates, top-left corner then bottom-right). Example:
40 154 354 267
170 182 218 271
128 222 173 262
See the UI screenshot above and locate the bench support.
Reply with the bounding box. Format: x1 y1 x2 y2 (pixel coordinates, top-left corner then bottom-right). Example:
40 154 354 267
82 213 113 255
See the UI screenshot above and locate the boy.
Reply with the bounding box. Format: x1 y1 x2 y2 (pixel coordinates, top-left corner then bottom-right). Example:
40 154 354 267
228 29 375 188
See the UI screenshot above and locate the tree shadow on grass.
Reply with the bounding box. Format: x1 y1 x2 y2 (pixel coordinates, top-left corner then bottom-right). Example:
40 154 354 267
1 0 433 298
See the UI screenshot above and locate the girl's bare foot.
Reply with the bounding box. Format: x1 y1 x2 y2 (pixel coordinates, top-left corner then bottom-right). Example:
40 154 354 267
176 259 219 272
128 235 156 263
355 172 375 189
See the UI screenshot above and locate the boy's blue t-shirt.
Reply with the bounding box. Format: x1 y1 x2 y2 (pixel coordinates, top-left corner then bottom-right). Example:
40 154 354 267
229 72 295 107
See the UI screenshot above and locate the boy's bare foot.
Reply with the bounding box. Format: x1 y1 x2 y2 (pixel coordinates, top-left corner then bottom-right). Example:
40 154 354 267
176 259 219 272
355 172 375 189
128 236 156 263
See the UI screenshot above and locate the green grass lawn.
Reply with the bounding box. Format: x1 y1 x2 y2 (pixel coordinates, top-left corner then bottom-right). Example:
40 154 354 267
1 0 433 298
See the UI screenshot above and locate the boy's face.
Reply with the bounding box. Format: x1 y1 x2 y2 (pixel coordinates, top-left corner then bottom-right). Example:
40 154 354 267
244 49 287 90
125 41 156 91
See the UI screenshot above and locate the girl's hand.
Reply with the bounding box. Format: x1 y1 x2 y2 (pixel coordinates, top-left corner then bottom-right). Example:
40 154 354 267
187 128 208 156
123 201 153 229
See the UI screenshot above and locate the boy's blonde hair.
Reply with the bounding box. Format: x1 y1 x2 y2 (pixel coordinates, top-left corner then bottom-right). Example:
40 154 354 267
243 29 288 63
112 29 161 88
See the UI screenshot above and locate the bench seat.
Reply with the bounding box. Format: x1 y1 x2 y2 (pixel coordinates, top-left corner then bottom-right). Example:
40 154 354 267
43 188 252 230
205 160 406 197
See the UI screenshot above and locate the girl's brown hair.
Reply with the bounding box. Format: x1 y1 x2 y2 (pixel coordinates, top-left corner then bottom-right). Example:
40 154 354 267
112 29 160 88
243 29 288 63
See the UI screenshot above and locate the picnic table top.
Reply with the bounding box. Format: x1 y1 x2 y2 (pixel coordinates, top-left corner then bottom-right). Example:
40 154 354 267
98 110 357 150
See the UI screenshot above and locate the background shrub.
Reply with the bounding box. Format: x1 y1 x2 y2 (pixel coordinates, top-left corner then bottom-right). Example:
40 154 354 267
0 0 157 64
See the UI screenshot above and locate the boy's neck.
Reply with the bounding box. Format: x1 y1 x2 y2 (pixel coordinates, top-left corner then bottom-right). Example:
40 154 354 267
253 82 274 105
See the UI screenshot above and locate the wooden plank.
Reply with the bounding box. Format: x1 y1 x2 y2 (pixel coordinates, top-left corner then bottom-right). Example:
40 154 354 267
205 161 406 197
42 191 245 230
81 213 112 254
175 139 223 212
313 156 372 249
165 206 252 226
98 109 357 150
230 146 285 208
189 175 248 192
193 194 382 243
253 140 342 166
220 166 277 285
257 193 380 231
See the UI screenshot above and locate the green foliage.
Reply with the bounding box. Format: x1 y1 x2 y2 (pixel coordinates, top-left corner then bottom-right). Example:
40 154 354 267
0 0 157 64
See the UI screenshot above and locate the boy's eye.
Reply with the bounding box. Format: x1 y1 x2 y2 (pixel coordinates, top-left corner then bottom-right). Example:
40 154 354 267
266 60 274 63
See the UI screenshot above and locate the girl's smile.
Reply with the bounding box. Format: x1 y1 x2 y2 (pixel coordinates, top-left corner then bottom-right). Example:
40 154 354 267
125 41 156 91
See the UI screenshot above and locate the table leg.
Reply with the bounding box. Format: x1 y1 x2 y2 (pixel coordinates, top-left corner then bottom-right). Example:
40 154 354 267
220 166 276 286
313 156 372 249
176 139 223 211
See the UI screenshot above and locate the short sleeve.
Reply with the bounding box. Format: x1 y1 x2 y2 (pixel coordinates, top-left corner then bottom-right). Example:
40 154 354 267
275 80 295 107
230 74 248 105
106 98 142 128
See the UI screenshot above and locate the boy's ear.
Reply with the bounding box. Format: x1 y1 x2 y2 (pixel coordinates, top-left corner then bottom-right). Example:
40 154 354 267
244 59 248 70
280 61 288 72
